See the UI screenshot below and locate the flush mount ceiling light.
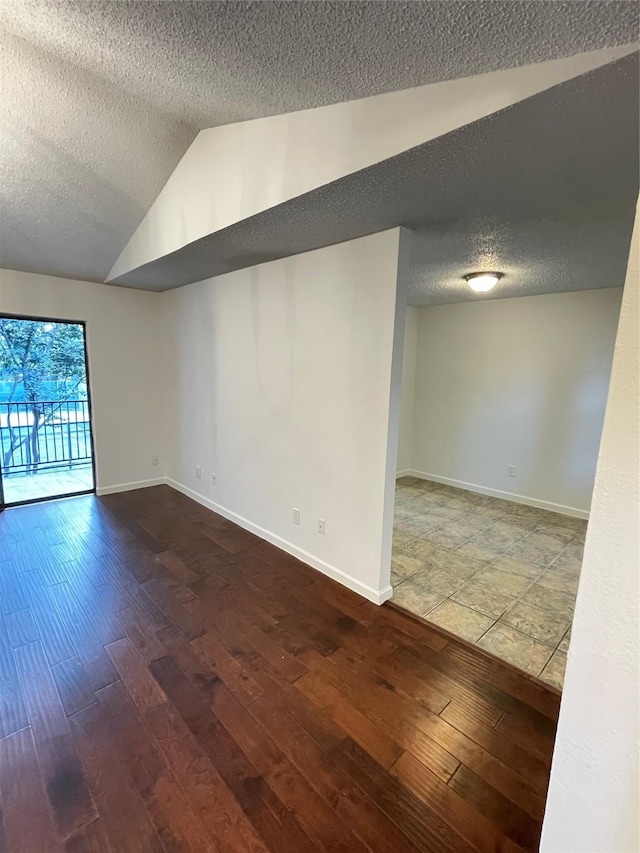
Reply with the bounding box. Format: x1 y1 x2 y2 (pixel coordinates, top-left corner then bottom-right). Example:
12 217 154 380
464 272 503 293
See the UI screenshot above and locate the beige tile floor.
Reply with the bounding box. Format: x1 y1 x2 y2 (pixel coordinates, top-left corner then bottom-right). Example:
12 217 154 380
392 476 587 690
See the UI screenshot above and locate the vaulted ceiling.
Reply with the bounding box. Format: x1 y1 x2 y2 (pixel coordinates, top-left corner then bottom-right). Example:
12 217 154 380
0 1 638 298
104 52 639 306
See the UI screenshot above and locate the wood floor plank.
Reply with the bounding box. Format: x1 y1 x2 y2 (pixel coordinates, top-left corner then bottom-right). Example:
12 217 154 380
68 702 163 853
46 582 118 691
201 600 309 686
65 577 127 645
0 726 60 853
374 648 499 724
34 554 73 587
116 604 167 663
19 574 77 666
333 737 476 853
388 646 552 794
123 551 169 584
145 700 270 853
301 648 461 783
235 617 308 682
13 640 98 841
51 657 97 717
149 653 318 853
0 798 7 853
495 708 558 763
207 674 369 853
0 487 560 853
165 616 346 764
286 583 399 662
449 763 542 849
440 696 504 731
391 750 525 853
296 669 404 769
157 550 200 584
5 607 40 647
65 818 113 853
191 630 265 704
439 643 561 720
142 577 206 640
163 619 347 753
104 637 167 714
249 689 424 853
95 679 214 852
102 560 172 633
0 610 29 738
0 564 28 615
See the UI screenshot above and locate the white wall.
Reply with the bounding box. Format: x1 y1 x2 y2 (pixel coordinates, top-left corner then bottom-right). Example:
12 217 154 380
541 204 639 851
397 306 418 474
0 269 165 493
405 288 622 515
162 230 407 602
108 46 632 281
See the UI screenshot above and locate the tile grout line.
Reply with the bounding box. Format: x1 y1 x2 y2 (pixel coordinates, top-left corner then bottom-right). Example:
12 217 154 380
392 478 583 685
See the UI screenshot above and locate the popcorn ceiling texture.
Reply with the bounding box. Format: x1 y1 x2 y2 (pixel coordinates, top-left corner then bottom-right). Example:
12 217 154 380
2 1 637 127
0 30 195 283
110 54 639 304
0 0 638 285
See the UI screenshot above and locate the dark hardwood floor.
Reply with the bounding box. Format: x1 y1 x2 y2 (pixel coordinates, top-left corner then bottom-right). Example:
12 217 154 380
0 486 560 852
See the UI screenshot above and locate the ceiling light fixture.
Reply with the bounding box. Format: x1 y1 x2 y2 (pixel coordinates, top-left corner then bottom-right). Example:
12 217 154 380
464 272 503 293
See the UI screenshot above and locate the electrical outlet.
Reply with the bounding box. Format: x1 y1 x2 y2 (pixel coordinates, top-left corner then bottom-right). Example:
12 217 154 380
507 465 516 478
151 455 159 466
317 518 326 535
292 508 300 525
211 473 217 484
196 465 202 480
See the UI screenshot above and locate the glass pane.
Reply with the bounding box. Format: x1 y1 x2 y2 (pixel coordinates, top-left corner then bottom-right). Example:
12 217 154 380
0 316 95 504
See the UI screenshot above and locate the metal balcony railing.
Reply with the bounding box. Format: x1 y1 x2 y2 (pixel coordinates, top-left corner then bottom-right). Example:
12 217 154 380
0 400 92 476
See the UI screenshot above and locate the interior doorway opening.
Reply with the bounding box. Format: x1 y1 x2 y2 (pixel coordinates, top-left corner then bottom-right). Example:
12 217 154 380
388 287 623 690
0 313 96 507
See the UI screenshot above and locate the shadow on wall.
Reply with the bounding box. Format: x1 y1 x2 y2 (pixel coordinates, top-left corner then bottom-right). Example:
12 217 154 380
402 288 623 514
532 356 617 510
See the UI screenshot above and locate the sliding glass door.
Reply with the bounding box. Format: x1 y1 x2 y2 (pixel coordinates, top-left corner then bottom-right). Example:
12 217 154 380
0 314 96 506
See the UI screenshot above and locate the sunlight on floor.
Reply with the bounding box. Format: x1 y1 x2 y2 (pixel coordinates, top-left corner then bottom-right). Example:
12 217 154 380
3 466 94 504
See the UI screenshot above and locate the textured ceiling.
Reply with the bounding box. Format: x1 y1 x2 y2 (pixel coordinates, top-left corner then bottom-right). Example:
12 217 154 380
0 0 638 283
109 53 639 307
406 216 636 306
1 1 637 127
0 31 194 283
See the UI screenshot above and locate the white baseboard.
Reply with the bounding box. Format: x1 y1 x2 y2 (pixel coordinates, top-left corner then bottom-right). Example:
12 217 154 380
407 470 589 520
166 478 392 605
96 477 166 496
396 469 412 479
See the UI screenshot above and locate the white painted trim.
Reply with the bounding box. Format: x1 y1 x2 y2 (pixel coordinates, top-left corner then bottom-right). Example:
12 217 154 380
166 478 392 605
407 470 590 520
96 477 166 496
396 469 412 479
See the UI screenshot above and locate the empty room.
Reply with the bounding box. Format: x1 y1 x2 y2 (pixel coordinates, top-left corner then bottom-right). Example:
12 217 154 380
0 3 638 853
393 283 624 689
